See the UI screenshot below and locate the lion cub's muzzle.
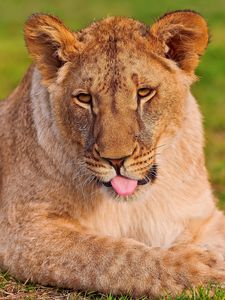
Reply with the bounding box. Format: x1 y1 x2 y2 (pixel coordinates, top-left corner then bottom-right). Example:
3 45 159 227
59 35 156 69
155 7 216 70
103 164 158 185
85 143 158 196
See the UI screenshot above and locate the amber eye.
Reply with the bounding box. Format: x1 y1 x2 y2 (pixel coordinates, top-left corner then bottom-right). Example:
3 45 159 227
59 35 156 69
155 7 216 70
137 88 155 98
76 93 92 104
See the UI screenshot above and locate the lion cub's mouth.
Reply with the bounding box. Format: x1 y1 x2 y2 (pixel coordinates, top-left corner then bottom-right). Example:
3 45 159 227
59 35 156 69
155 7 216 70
102 164 158 196
104 176 138 196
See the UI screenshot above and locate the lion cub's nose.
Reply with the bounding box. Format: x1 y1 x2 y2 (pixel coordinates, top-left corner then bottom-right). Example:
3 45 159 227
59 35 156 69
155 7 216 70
108 158 125 168
104 157 127 173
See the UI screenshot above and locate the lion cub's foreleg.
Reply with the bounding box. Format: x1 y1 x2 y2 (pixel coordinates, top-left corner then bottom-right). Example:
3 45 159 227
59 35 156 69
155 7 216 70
1 217 225 298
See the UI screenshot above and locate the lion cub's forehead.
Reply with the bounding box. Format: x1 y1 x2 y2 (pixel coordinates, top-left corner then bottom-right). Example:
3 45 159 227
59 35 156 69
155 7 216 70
78 16 150 48
67 16 176 99
73 17 163 90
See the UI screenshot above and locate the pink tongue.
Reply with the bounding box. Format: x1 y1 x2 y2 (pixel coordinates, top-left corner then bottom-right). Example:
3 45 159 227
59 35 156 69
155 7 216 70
111 176 138 196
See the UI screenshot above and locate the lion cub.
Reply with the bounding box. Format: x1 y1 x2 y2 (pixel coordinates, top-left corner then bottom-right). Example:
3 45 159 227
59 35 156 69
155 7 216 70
0 10 225 298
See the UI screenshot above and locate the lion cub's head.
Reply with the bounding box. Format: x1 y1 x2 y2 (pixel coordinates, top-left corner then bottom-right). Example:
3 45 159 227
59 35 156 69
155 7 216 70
24 11 208 197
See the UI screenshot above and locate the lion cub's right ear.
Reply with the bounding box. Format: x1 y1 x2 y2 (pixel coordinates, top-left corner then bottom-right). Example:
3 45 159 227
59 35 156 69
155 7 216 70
24 14 80 85
150 10 209 75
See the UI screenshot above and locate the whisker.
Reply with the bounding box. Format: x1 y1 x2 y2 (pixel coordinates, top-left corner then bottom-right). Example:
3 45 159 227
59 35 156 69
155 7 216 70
150 143 168 152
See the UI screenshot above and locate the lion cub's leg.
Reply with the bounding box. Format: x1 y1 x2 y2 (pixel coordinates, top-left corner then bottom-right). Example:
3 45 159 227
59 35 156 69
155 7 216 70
1 217 225 298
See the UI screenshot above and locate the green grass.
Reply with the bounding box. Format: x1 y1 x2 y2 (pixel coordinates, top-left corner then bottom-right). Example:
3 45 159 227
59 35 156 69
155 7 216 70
0 0 225 299
0 271 225 300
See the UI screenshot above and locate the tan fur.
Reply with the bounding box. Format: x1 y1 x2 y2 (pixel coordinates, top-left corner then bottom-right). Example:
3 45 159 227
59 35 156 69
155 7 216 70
0 11 225 298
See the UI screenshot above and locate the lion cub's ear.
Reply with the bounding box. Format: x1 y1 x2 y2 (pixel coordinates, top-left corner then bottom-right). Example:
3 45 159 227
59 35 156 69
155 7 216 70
150 10 209 74
24 14 79 85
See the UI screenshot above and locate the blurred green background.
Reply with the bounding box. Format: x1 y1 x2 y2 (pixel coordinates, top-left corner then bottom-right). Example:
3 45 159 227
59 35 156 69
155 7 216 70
0 0 225 207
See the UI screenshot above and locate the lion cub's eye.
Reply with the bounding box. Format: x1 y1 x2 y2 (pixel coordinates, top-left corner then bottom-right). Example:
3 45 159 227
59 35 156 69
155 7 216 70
76 93 92 104
137 88 155 99
71 93 92 108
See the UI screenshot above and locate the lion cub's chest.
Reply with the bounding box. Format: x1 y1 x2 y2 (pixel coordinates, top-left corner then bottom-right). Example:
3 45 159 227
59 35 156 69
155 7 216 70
80 194 184 247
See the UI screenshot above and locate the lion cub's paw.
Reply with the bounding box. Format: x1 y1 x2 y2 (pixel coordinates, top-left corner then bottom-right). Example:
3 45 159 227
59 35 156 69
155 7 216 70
152 244 225 297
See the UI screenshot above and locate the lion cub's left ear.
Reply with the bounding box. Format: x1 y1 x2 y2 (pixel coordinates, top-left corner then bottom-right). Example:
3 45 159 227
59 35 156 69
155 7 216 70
150 10 209 74
24 14 80 85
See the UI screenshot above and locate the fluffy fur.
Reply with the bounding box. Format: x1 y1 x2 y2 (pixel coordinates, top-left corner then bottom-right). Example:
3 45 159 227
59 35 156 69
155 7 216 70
0 10 225 298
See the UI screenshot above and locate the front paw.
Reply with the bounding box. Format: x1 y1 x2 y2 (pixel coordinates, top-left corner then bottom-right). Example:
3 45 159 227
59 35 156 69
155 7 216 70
151 244 225 297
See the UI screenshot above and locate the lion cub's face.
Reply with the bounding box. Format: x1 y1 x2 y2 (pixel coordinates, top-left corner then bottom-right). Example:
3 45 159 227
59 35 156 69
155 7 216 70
25 12 208 197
